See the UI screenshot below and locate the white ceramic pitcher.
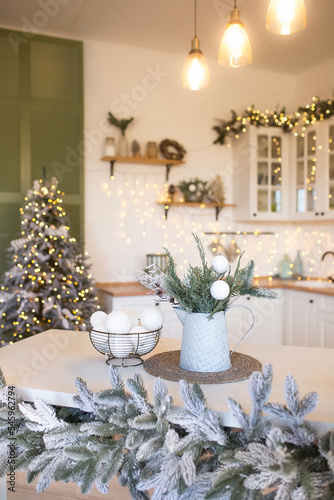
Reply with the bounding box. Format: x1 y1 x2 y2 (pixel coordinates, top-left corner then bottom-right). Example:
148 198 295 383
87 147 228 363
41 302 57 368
174 305 254 373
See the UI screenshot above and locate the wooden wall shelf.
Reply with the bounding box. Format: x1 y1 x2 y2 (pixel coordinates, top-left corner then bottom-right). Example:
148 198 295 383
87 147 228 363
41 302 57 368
156 201 236 220
101 156 185 180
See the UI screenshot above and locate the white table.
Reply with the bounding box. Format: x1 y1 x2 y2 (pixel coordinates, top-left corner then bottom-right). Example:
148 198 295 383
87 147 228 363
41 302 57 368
0 329 333 431
1 330 334 499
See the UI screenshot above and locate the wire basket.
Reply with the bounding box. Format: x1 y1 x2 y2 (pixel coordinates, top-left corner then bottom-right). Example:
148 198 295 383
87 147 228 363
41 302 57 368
89 327 162 367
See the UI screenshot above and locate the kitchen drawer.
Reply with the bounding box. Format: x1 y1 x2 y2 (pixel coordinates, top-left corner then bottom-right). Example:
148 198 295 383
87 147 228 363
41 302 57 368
318 296 334 313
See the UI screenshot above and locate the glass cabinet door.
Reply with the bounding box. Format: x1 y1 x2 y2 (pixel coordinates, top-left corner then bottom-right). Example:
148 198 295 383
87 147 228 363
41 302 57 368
328 124 334 212
256 133 282 213
295 130 317 214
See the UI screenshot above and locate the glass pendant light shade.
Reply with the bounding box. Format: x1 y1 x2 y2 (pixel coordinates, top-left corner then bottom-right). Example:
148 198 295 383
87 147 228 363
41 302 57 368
182 37 210 90
266 0 306 35
218 6 252 68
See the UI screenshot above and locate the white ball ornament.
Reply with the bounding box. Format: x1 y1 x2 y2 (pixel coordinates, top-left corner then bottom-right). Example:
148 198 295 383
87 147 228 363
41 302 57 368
90 323 109 354
210 280 230 300
90 310 107 328
140 307 164 331
211 255 229 275
92 322 108 333
121 309 140 328
129 325 148 333
105 311 131 334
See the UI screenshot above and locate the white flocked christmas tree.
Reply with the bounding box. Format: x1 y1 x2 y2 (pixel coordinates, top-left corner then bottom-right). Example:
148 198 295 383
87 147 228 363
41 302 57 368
0 175 98 345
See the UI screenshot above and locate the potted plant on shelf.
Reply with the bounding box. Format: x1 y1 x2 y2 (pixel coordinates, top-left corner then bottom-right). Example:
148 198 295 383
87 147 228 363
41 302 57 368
107 112 134 157
137 233 276 373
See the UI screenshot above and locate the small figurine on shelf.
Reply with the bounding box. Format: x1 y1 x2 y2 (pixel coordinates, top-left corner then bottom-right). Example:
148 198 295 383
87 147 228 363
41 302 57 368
131 140 141 158
205 175 226 204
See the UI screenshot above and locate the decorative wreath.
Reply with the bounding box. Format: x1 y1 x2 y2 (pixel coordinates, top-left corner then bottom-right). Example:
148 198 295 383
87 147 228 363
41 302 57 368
159 139 186 161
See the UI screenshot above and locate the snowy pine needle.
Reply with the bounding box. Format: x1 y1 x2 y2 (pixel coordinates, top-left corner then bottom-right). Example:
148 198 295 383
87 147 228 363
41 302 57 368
0 363 333 499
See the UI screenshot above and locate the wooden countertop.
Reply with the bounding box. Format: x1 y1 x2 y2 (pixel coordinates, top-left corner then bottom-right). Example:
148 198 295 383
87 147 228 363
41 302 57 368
254 277 334 297
97 278 334 298
96 281 152 297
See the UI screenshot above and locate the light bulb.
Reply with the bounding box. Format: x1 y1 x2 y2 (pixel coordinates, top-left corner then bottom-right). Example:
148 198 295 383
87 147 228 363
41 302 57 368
182 37 210 90
266 0 306 35
218 6 252 68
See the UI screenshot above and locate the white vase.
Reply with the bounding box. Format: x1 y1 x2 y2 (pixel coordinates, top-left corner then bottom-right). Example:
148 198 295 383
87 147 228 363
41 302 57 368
118 134 129 157
174 305 254 373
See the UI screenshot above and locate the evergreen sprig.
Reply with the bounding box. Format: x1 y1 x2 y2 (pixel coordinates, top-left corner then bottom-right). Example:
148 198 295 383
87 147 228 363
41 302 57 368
163 234 276 317
0 364 334 499
107 112 134 135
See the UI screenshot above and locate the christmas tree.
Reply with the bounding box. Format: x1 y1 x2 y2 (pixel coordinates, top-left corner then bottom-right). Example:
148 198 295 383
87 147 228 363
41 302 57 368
0 176 98 345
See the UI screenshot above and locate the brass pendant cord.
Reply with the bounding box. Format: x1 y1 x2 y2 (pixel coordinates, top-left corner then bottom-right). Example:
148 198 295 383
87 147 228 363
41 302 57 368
194 0 197 38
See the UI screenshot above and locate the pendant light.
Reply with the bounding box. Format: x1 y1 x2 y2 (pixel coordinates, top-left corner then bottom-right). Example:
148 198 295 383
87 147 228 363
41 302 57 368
218 0 252 68
266 0 306 35
182 0 210 90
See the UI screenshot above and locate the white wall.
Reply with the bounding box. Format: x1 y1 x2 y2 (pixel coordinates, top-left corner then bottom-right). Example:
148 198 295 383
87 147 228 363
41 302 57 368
83 39 334 283
295 57 334 105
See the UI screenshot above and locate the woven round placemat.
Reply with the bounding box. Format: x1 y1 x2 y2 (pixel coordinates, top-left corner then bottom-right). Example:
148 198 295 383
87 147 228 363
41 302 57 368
144 350 262 384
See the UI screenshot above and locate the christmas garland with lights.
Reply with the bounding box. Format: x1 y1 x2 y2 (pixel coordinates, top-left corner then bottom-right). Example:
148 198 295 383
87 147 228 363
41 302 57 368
213 95 334 145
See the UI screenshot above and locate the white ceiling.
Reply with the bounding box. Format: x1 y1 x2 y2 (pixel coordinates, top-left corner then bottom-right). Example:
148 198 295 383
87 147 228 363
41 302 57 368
1 0 333 75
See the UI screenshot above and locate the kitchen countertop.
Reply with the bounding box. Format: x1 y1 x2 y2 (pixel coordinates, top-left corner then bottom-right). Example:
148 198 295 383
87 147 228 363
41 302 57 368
96 281 153 297
254 276 334 296
97 278 334 297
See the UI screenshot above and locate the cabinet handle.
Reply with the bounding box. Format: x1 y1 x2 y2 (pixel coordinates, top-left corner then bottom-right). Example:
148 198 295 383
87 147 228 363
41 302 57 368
253 213 257 217
309 299 314 303
321 212 325 216
246 296 251 300
315 212 319 216
155 302 160 307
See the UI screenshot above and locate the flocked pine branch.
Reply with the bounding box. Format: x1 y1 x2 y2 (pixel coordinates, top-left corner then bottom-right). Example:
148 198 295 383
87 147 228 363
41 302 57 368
0 364 334 499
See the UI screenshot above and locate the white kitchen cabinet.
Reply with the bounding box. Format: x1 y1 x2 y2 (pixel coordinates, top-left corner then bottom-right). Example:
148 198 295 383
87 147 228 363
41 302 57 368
321 117 334 218
290 117 334 220
284 290 317 346
225 290 284 346
317 295 334 348
98 291 183 339
232 127 290 221
232 119 334 222
284 290 334 347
